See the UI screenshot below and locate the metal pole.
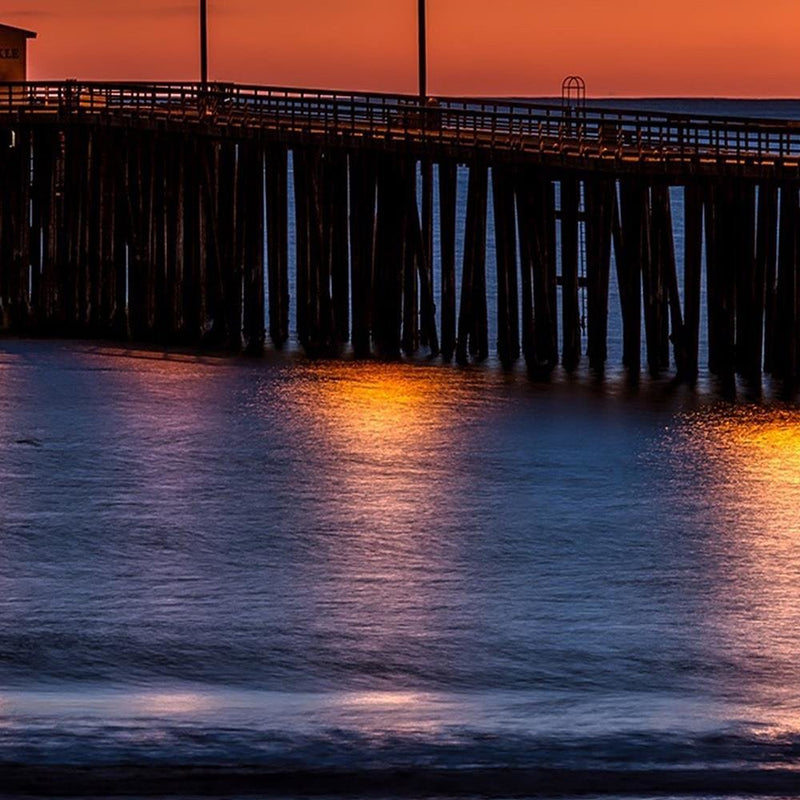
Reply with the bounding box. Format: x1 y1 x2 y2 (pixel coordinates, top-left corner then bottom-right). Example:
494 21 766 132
418 0 427 99
200 0 208 88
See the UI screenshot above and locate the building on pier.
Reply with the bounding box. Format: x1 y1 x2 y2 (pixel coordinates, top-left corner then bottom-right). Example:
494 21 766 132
0 23 36 82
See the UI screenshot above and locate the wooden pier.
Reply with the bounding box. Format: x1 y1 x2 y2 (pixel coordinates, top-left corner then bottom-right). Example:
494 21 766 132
2 81 800 390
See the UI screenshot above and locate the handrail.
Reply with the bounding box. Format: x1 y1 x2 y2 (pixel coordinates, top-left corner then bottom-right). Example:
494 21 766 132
1 80 800 166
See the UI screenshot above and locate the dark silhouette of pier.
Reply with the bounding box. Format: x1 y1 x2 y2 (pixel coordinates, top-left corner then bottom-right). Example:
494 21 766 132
1 81 799 388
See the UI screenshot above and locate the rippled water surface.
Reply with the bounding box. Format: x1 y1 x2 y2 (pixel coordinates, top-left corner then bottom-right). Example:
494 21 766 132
2 340 800 797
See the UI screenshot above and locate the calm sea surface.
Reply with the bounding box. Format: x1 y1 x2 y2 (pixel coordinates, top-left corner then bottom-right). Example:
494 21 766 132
2 99 800 798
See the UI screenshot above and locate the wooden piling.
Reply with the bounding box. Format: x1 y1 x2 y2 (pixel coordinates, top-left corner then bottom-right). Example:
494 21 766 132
373 156 405 358
242 143 266 354
420 159 435 351
125 132 149 340
584 177 614 372
775 184 798 387
516 171 558 372
615 180 645 374
29 127 48 330
471 163 489 362
305 149 336 355
37 128 63 331
348 151 377 358
61 126 84 334
514 173 535 367
4 127 32 331
150 134 168 342
293 148 311 350
682 184 703 383
634 181 663 378
266 145 289 348
160 136 181 343
648 183 683 375
29 157 41 330
457 162 488 364
705 183 737 385
438 160 457 361
306 149 333 354
220 141 243 351
734 182 759 382
101 130 122 336
180 138 202 344
657 186 685 378
408 166 439 355
401 163 419 356
492 165 520 366
0 130 9 329
704 184 721 376
560 176 581 371
328 151 350 344
759 184 779 376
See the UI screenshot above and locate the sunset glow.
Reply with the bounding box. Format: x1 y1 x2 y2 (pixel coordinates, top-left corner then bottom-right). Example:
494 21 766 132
5 0 800 97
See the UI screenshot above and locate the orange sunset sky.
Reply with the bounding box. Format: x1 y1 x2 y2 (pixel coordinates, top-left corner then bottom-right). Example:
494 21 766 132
4 0 799 97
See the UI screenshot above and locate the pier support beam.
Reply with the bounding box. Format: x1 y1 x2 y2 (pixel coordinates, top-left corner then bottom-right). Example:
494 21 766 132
516 170 558 373
373 156 406 358
734 182 759 383
584 177 614 372
492 165 520 366
759 184 779 377
266 146 289 348
408 164 439 355
438 160 458 362
775 184 799 390
457 162 488 364
242 144 266 354
682 184 703 383
560 176 581 371
705 183 737 387
615 180 645 375
349 151 377 358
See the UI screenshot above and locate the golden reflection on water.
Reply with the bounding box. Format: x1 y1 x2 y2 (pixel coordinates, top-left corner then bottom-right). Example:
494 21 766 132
273 363 484 689
673 406 800 720
303 362 458 444
680 407 800 537
281 362 475 533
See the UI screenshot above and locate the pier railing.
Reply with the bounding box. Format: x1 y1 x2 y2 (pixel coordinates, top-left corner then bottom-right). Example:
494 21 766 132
2 80 800 167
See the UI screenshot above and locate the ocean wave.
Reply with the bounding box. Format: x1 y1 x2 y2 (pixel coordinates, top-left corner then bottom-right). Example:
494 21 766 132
3 725 800 773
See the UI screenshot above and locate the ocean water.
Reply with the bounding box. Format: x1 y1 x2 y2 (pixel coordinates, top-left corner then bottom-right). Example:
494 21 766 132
2 99 800 798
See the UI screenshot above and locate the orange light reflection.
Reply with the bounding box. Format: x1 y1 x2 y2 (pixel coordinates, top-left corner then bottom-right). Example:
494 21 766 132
671 407 800 733
271 362 484 709
282 362 470 539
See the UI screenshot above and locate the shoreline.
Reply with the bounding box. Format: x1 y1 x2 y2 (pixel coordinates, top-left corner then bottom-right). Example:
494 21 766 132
3 764 800 798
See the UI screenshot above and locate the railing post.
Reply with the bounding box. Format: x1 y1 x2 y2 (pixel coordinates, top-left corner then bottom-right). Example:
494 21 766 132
63 79 77 116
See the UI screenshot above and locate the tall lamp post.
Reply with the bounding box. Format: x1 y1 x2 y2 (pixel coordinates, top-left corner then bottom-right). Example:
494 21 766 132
200 0 208 89
418 0 427 99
